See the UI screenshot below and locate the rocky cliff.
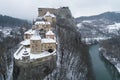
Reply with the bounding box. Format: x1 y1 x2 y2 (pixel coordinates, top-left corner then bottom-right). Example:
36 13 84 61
13 56 56 80
44 7 95 80
10 7 95 80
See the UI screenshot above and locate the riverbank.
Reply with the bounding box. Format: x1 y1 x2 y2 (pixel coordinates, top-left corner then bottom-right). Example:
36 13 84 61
89 44 112 80
89 44 120 80
99 47 120 74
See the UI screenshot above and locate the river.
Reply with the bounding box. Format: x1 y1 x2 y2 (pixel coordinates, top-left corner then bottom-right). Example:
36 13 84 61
89 44 120 80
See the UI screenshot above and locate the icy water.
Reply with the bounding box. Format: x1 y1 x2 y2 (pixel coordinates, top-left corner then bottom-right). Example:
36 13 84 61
89 44 120 80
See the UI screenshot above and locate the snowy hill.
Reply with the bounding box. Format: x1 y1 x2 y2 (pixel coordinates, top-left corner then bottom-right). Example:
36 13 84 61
76 11 120 75
0 15 31 80
0 14 30 27
76 12 120 44
76 11 120 23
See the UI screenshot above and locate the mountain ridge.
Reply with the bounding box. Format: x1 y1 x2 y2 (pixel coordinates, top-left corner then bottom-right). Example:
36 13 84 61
76 11 120 23
0 14 30 27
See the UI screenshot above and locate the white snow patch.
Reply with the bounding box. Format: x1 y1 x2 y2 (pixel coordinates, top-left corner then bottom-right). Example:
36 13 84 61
115 64 120 73
82 20 92 23
35 21 50 25
106 23 120 33
41 38 56 43
30 30 41 40
46 30 54 35
44 11 56 18
77 23 82 28
24 29 35 35
30 35 41 40
20 39 30 45
82 37 111 44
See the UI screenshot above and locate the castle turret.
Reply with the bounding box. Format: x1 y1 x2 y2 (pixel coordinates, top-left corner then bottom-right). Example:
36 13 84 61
43 11 56 24
30 30 42 53
46 30 55 39
24 29 35 40
35 20 51 31
22 50 30 62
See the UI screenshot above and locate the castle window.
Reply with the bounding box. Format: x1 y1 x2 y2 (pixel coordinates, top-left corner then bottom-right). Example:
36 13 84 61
26 36 28 39
32 41 35 43
35 44 37 47
35 48 37 51
32 45 34 48
48 46 52 48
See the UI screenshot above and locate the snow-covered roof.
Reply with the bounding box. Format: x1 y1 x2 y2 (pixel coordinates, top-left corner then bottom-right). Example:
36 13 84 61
46 30 54 35
41 38 56 43
20 39 30 45
36 17 43 21
24 29 35 35
44 11 56 18
22 50 30 56
35 21 50 25
30 30 41 40
14 46 56 60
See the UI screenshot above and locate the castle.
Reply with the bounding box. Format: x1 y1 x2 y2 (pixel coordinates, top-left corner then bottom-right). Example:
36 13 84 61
14 8 57 65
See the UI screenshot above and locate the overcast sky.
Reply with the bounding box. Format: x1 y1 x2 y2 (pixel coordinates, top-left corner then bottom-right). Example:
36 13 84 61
0 0 120 20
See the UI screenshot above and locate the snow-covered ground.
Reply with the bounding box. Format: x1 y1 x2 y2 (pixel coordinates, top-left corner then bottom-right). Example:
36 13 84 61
82 20 93 23
82 37 111 44
105 23 120 34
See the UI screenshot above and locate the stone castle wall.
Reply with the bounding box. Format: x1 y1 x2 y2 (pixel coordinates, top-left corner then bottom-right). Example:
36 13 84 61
30 40 41 53
38 8 58 17
38 7 69 17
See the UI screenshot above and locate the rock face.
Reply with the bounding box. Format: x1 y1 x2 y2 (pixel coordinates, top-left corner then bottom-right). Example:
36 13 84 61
13 56 56 80
44 7 95 80
100 37 120 63
0 36 23 80
0 50 6 80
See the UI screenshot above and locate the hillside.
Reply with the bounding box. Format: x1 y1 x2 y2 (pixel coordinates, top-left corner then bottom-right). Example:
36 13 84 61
76 11 120 79
0 14 29 27
76 12 120 23
76 11 120 44
0 15 31 80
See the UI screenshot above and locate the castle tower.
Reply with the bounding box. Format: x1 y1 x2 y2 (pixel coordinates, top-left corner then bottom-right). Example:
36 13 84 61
22 49 30 62
44 11 56 24
30 30 42 54
38 8 57 17
46 30 55 39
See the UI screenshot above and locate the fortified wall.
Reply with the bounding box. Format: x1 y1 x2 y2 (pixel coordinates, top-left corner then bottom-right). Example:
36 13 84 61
38 7 69 17
38 8 57 17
